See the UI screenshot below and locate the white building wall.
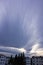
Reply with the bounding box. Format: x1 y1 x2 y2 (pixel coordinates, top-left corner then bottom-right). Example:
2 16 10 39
32 56 43 65
0 55 6 65
5 57 10 65
26 57 31 65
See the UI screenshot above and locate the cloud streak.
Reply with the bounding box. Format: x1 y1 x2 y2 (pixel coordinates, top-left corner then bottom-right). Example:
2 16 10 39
0 0 43 56
0 46 26 54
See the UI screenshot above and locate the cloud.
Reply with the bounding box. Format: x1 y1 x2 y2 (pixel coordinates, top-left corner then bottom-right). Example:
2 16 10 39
0 0 43 56
0 0 29 47
36 48 43 56
29 44 43 56
30 43 39 53
0 46 26 55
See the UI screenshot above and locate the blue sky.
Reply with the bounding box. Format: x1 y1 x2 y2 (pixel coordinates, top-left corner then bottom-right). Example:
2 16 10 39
0 0 43 56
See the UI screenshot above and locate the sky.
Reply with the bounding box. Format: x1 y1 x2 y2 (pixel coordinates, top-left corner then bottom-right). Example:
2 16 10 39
0 0 43 57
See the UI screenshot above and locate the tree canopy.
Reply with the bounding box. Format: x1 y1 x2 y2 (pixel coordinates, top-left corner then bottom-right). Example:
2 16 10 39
7 53 26 65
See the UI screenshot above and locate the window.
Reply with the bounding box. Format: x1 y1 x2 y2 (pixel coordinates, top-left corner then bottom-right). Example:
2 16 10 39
37 64 38 65
33 63 35 65
0 56 1 58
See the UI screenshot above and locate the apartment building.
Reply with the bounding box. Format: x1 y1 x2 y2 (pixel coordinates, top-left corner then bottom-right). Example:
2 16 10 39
0 54 10 65
26 57 31 65
5 57 10 65
32 56 43 65
0 54 43 65
0 54 6 65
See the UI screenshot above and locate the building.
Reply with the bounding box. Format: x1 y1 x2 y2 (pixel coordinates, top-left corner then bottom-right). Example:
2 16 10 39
26 57 31 65
5 57 10 65
0 54 10 65
0 54 6 65
32 56 43 65
0 54 43 65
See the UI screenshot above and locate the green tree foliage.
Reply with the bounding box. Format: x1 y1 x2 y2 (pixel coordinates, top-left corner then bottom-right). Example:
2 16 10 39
14 54 18 65
8 55 14 65
7 53 26 65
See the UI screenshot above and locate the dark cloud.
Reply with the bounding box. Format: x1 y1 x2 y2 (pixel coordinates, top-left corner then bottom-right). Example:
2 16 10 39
0 15 28 47
0 0 43 56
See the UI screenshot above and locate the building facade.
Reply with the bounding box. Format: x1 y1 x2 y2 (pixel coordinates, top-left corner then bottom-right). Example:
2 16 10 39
0 54 43 65
0 54 10 65
0 54 6 65
5 57 10 65
32 56 43 65
26 57 31 65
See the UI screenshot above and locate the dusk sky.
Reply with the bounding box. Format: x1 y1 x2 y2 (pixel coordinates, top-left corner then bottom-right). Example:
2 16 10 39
0 0 43 56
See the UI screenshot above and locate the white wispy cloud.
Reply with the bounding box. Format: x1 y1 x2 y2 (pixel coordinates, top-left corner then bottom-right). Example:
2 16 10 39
0 46 26 54
0 0 43 57
30 44 43 56
30 43 39 53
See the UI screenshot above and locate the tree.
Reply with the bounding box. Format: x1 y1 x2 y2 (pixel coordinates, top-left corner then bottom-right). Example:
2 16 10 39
7 53 26 65
14 54 18 65
8 55 13 65
16 53 26 65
